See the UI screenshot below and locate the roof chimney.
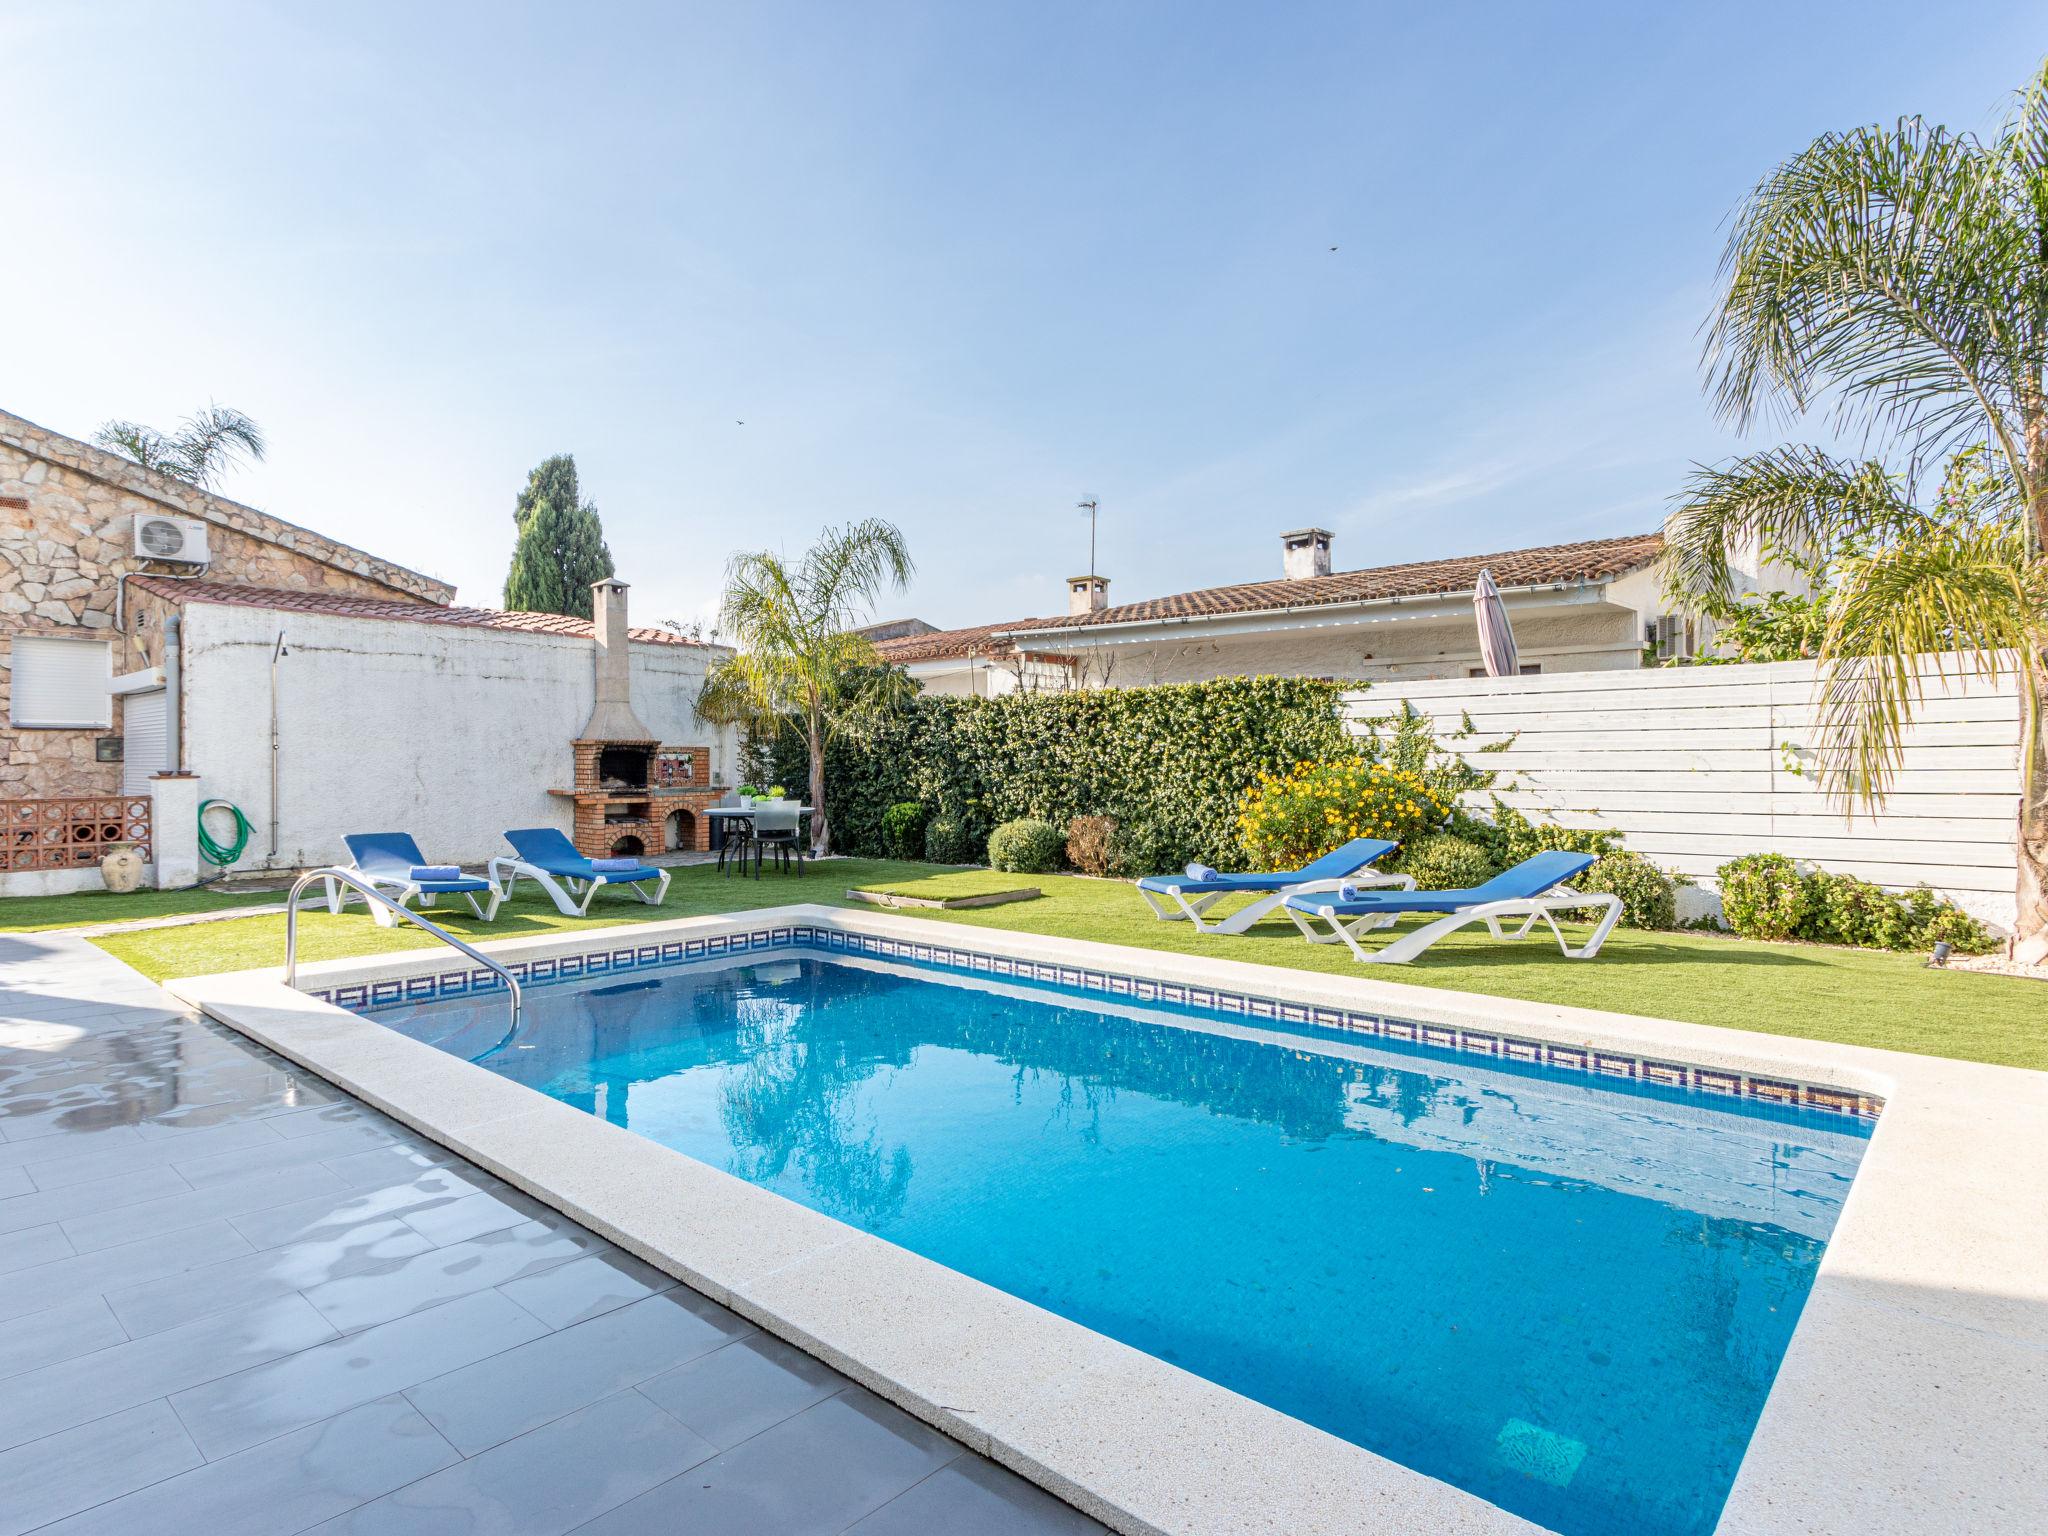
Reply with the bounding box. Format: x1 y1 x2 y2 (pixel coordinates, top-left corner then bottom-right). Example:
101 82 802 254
1282 528 1333 580
580 578 655 740
1067 574 1111 616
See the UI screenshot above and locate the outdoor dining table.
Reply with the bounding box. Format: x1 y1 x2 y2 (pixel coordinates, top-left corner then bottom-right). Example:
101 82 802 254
705 805 814 876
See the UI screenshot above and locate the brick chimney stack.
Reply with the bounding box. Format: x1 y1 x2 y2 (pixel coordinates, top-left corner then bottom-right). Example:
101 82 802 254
1066 574 1111 616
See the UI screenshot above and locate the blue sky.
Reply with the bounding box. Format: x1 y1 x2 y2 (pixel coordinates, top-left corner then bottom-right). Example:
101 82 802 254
3 2 2041 632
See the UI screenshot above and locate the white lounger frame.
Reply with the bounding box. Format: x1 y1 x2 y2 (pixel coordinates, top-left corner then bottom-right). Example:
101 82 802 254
487 858 671 918
1139 871 1416 935
1286 884 1623 964
323 871 502 927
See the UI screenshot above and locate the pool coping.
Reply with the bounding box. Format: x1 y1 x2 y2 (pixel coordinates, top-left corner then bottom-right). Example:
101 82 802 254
166 904 2048 1536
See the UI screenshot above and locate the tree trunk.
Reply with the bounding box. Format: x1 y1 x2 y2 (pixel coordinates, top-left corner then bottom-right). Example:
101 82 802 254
2015 661 2048 961
2011 399 2048 957
807 724 830 859
2025 373 2048 549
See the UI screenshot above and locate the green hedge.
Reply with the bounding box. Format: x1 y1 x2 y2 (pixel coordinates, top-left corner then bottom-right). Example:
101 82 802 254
758 677 1356 874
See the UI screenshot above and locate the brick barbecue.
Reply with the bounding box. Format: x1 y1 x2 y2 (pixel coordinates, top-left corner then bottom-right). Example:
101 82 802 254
548 580 723 857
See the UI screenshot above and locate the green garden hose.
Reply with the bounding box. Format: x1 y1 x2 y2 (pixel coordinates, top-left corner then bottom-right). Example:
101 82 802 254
197 798 253 867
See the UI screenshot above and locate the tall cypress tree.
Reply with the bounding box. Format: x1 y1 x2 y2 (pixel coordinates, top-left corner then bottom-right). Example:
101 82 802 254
503 454 616 618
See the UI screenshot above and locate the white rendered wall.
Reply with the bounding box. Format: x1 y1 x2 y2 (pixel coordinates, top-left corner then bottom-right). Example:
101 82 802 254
909 658 1078 697
1348 656 2024 930
179 605 737 870
1063 606 1645 688
0 867 145 897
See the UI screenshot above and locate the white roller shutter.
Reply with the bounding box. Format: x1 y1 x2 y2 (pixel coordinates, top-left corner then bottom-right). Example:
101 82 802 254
123 689 168 793
8 637 112 728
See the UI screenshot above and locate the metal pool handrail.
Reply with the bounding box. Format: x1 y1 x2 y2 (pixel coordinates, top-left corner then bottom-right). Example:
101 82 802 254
284 868 522 1031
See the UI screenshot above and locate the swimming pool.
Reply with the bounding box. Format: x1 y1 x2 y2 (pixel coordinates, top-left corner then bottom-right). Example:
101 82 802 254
367 946 1868 1536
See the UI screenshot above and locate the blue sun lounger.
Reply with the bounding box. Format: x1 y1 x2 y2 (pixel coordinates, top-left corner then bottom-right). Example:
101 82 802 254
329 832 502 925
1282 850 1621 963
1135 836 1411 935
489 827 671 917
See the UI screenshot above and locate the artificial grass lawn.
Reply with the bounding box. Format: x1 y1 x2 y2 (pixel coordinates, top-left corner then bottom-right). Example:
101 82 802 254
0 885 281 933
80 858 2047 1071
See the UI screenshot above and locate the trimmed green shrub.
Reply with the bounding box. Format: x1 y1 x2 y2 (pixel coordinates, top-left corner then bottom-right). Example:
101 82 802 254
1236 759 1447 871
1800 869 1904 949
1457 800 1620 870
988 819 1064 873
1065 815 1119 877
755 677 1358 873
1715 854 1994 952
1392 834 1498 892
1580 851 1678 931
1717 853 1809 940
923 814 978 865
880 802 927 861
1915 899 1998 954
1799 869 1997 954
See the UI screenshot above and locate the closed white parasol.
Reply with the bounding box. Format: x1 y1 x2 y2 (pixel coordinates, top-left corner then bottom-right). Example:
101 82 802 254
1473 567 1519 677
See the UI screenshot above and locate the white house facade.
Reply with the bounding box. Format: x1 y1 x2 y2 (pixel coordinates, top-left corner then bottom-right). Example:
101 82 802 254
874 527 1798 694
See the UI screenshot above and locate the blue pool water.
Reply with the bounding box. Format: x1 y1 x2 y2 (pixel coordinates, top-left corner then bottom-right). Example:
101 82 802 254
373 951 1868 1536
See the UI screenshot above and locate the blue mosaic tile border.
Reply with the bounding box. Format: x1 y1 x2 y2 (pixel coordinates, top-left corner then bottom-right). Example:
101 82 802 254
311 922 1882 1121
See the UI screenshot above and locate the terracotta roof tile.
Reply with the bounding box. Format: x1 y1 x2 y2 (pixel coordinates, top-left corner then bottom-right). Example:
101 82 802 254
869 617 1060 663
870 533 1664 663
127 577 721 648
1011 532 1665 633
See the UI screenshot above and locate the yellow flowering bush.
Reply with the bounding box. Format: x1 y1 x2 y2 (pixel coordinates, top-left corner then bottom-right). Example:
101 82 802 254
1236 758 1446 871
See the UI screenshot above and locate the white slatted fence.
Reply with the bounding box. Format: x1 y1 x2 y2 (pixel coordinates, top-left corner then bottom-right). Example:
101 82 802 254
1344 655 2024 928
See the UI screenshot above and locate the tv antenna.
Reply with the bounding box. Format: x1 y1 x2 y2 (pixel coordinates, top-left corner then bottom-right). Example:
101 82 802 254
1077 498 1099 578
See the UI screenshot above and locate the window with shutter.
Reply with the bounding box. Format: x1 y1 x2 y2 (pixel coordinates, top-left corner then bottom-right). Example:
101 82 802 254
8 636 113 728
122 689 169 792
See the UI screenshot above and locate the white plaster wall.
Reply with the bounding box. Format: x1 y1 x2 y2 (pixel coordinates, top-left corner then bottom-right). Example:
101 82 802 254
0 866 147 897
911 658 1077 697
179 605 736 870
1612 537 1814 659
1064 606 1644 687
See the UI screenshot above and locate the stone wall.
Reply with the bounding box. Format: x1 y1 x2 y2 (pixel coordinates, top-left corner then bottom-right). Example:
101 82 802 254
1 409 455 799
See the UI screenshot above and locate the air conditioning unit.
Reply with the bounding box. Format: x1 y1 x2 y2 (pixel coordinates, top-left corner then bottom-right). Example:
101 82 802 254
1651 614 1695 661
132 515 210 564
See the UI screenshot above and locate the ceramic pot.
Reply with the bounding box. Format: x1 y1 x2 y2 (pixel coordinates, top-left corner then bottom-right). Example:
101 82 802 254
101 842 146 894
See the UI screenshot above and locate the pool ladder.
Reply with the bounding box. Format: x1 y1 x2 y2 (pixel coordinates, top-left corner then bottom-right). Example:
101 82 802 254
284 868 523 1034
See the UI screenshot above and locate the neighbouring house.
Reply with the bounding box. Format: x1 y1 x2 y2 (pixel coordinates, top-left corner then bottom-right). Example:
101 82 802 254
871 527 1798 694
1 408 735 892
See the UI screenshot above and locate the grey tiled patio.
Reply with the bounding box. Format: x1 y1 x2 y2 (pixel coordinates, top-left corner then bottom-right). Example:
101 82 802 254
0 930 1104 1536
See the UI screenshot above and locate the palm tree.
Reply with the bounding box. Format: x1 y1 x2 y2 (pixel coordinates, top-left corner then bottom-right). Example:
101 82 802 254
1662 63 2048 959
696 520 915 857
93 404 266 490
